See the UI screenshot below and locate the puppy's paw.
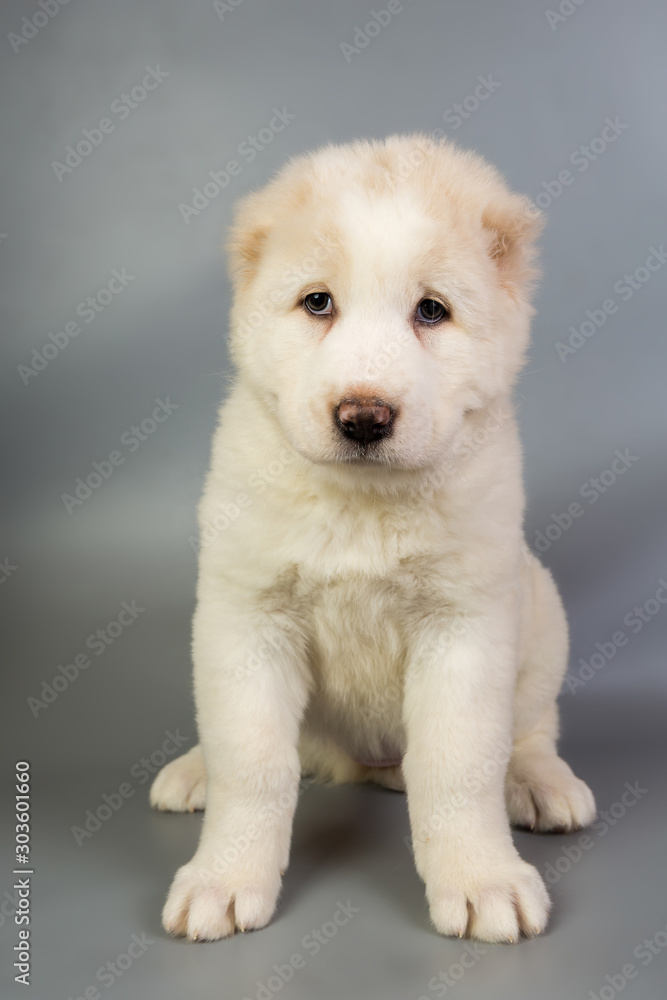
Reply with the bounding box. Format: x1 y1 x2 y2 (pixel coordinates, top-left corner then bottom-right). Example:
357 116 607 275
150 746 207 812
427 858 550 943
162 855 281 941
506 754 596 833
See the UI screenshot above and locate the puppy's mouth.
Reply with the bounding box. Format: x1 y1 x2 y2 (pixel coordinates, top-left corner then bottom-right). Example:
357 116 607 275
336 440 393 464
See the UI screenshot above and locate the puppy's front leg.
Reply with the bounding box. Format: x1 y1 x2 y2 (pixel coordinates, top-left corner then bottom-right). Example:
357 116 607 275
162 597 309 941
403 601 550 943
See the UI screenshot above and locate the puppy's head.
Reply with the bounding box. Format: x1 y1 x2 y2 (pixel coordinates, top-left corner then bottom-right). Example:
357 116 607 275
226 135 542 471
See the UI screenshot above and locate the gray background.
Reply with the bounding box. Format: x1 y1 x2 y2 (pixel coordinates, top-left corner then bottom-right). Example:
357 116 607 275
1 0 666 997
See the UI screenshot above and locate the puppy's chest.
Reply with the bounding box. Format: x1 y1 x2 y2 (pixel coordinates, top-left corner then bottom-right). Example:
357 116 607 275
300 566 433 701
290 498 458 687
281 485 456 581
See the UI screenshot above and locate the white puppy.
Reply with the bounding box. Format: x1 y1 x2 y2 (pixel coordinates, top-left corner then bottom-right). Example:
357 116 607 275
151 134 596 944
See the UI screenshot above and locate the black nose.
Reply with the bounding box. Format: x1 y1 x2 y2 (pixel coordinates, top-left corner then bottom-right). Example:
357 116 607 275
335 398 395 446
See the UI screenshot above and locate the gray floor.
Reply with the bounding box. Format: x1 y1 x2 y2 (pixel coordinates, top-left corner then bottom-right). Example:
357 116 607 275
2 687 666 1000
2 0 667 997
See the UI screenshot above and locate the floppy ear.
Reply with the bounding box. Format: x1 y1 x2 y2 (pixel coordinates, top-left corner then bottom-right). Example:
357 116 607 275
226 190 273 291
482 196 544 300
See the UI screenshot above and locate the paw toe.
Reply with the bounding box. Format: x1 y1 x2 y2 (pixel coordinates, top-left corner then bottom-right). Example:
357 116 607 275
429 862 550 943
507 757 596 833
161 860 281 941
150 749 207 813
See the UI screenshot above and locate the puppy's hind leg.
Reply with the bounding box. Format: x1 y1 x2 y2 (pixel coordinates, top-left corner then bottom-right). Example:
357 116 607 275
150 726 405 814
299 729 405 791
150 745 207 813
149 726 406 814
507 557 596 833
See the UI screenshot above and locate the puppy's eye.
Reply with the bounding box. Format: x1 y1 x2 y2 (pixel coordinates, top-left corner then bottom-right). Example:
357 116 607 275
304 292 333 316
416 298 450 324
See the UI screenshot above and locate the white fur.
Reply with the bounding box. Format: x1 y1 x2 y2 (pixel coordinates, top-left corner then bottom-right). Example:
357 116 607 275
151 135 596 944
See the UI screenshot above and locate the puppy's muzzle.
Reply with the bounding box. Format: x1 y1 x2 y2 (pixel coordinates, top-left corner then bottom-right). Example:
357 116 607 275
335 398 396 446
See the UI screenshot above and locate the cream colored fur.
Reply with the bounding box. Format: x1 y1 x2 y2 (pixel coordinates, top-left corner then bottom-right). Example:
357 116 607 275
151 135 595 944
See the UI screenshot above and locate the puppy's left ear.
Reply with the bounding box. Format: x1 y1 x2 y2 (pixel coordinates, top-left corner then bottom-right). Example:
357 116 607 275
482 196 544 300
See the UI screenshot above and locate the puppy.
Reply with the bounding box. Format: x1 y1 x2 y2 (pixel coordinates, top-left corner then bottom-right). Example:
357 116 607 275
151 134 596 943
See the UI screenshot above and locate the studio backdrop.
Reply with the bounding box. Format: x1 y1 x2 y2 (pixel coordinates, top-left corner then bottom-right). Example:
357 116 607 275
1 2 666 999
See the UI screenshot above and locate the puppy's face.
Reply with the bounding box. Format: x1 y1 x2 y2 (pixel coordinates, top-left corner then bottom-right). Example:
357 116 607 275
227 136 541 471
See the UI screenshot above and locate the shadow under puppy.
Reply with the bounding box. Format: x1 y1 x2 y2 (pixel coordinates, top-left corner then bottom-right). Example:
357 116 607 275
151 134 596 943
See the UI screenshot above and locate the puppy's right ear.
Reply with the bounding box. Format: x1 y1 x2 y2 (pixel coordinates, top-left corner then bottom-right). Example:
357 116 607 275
481 195 544 301
226 190 273 291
